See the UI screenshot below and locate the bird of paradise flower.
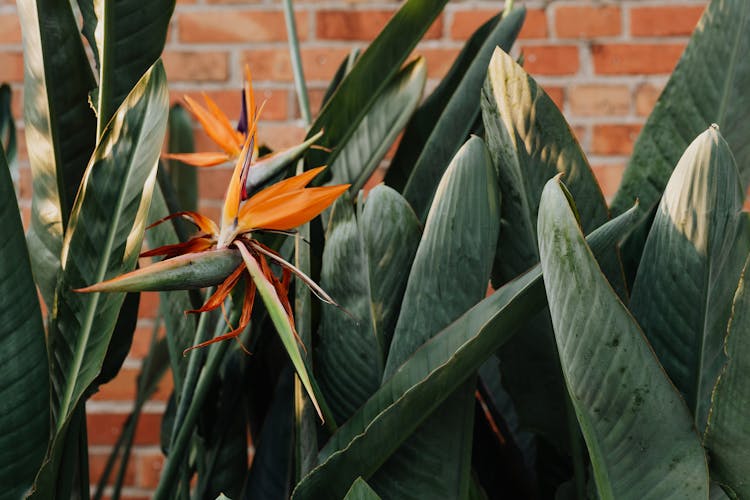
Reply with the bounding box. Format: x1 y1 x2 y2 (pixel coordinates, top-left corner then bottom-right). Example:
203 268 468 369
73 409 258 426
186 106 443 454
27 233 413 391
78 67 348 420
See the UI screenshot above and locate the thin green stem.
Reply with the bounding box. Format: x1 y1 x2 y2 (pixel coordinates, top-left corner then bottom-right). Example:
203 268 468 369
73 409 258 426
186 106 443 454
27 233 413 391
153 340 232 500
171 288 216 437
282 0 311 125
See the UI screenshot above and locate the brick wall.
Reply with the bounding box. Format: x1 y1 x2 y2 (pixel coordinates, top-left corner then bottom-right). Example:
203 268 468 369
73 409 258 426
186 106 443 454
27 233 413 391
0 0 708 497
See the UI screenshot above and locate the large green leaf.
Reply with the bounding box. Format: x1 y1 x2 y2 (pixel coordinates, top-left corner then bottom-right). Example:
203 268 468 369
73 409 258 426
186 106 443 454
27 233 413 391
327 58 426 194
31 62 169 498
316 186 421 423
537 177 709 499
17 0 98 305
167 104 198 213
481 46 617 452
611 0 750 216
0 84 17 189
305 0 447 171
0 144 49 500
400 9 525 221
344 478 382 500
630 127 748 430
704 254 750 498
372 137 499 499
91 0 175 133
386 12 501 192
291 199 640 500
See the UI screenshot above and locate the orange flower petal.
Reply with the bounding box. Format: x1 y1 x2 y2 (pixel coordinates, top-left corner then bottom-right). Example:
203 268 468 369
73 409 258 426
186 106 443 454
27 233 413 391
147 211 220 236
241 166 327 215
186 264 245 314
161 152 232 167
183 95 242 157
201 93 245 149
239 184 350 232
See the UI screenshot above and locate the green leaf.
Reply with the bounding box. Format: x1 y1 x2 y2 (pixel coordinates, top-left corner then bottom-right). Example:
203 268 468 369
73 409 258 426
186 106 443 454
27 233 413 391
537 177 709 499
372 137 499 499
91 291 140 390
317 186 421 423
93 0 175 133
612 0 750 216
17 0 98 305
705 254 750 498
481 46 618 452
630 127 748 430
305 0 447 170
236 243 331 424
400 9 524 221
243 367 294 500
344 478 382 500
290 203 640 500
31 61 169 498
321 49 360 109
327 57 426 194
386 12 502 192
0 84 17 189
167 103 198 212
0 143 49 500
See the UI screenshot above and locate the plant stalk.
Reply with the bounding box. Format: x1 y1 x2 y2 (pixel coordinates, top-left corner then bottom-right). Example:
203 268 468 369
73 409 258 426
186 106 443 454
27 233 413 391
282 0 311 125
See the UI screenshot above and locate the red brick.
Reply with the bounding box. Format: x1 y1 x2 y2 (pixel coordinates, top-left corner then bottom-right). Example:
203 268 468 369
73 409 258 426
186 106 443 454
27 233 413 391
138 291 159 319
362 166 386 194
10 85 22 117
89 451 136 487
450 8 546 40
87 412 162 446
555 6 621 38
136 452 165 489
592 124 643 155
0 14 21 43
242 47 352 82
521 45 579 76
591 163 625 199
631 6 704 37
18 166 31 200
162 51 229 82
318 10 442 40
417 47 461 79
199 166 233 200
634 83 663 116
592 44 685 75
179 10 307 43
92 368 173 402
569 85 630 116
0 52 24 82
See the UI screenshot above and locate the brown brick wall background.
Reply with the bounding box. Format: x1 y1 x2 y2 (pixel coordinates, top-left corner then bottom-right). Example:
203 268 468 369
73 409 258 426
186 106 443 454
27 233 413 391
0 0 708 497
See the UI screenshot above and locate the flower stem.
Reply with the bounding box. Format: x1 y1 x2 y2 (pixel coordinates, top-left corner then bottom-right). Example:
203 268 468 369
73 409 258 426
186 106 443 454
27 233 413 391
282 0 311 125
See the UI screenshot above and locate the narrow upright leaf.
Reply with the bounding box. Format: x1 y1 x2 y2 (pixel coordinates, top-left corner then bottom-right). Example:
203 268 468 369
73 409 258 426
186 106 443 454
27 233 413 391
0 145 49 500
31 62 169 499
327 58 426 194
93 0 175 133
401 9 525 220
17 0 97 304
373 137 500 499
316 186 421 423
705 254 750 498
538 177 709 499
630 127 748 430
612 0 750 216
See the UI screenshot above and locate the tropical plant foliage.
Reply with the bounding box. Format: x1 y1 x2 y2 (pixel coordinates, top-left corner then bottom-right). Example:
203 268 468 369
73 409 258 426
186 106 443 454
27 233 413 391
4 0 750 499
